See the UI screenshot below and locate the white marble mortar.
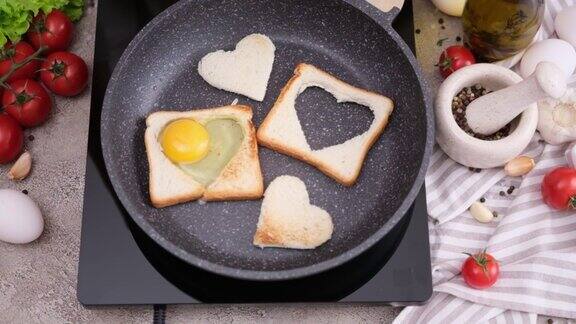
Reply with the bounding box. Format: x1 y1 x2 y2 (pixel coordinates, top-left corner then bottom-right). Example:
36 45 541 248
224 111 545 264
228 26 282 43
435 64 539 168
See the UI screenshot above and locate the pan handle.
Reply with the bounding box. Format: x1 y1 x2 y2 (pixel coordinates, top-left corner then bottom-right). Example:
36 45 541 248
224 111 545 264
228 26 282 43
363 0 404 24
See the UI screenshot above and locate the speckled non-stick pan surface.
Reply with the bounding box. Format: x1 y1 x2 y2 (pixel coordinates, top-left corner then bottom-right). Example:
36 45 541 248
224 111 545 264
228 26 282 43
101 0 434 281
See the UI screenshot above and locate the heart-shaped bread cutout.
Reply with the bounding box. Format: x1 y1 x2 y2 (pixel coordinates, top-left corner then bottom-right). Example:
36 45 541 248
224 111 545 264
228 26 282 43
253 175 333 249
198 34 275 102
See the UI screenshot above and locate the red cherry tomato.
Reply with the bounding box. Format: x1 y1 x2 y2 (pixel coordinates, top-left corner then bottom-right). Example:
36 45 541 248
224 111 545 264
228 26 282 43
3 79 52 128
0 42 40 82
27 10 73 54
461 251 499 289
0 114 24 164
40 51 88 97
541 167 576 210
438 45 476 78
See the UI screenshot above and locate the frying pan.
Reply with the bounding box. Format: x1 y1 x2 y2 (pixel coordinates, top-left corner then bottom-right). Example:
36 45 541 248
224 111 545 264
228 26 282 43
101 0 433 281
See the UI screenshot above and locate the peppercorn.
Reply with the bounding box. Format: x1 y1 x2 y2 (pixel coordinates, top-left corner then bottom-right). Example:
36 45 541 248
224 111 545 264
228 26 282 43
452 86 512 141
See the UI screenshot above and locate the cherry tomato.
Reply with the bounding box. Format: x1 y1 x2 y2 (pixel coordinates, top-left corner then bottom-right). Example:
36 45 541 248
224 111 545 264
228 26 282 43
461 251 499 289
40 52 88 97
438 45 476 78
0 42 40 82
0 114 24 164
27 10 73 54
541 167 576 210
3 79 52 128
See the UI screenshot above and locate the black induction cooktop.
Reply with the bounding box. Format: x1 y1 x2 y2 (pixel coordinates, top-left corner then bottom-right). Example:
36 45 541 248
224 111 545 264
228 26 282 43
77 0 432 305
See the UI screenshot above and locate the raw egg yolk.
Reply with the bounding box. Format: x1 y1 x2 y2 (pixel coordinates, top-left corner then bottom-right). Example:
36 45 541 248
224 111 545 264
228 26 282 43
160 119 210 163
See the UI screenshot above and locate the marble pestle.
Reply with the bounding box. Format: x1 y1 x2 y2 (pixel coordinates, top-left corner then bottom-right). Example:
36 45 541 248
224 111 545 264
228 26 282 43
466 62 567 136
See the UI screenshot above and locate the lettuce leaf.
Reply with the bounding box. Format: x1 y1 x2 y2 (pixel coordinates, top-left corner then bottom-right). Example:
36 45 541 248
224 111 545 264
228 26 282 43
0 0 84 48
60 0 84 21
28 0 84 20
0 1 33 47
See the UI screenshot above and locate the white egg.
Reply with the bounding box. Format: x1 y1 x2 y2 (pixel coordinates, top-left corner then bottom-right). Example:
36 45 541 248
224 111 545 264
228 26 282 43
431 0 466 17
0 189 44 244
520 39 576 79
555 6 576 49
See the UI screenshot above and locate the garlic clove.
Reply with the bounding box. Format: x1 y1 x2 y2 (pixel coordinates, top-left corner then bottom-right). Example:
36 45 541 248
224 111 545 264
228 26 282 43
8 152 32 181
567 143 576 168
431 0 466 17
504 156 535 177
470 202 494 223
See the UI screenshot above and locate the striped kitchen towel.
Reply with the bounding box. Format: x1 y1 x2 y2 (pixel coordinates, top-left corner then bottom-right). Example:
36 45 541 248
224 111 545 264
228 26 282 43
395 0 576 322
396 143 576 322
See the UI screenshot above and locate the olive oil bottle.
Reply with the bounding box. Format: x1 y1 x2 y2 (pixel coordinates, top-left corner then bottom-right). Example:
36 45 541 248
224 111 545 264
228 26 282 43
462 0 544 62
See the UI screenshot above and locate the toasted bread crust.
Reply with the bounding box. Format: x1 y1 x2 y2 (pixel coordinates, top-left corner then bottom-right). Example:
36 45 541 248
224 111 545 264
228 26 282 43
253 214 323 248
257 136 357 186
253 215 283 247
253 220 277 246
146 105 264 208
150 191 204 208
257 63 393 186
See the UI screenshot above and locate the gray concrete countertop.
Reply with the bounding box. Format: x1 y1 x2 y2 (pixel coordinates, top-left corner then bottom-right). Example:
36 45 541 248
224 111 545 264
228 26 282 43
413 0 463 89
0 3 153 323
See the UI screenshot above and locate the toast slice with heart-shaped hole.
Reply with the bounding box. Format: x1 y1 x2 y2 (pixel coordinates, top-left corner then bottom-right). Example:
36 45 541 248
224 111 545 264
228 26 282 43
257 63 394 186
253 175 333 249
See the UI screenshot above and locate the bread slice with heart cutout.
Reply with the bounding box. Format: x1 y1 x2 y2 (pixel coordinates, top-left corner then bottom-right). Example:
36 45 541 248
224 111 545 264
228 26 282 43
257 63 394 186
253 175 333 249
198 34 275 101
145 105 264 208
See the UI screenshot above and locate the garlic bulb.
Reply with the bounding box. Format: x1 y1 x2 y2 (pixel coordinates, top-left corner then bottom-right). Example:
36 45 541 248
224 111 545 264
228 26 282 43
538 88 576 145
431 0 466 17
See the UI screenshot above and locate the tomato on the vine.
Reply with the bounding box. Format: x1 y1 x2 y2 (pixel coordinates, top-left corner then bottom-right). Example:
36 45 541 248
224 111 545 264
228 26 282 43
0 42 40 82
3 79 52 128
461 251 499 289
40 51 88 97
0 113 24 164
27 9 74 54
438 45 476 78
541 167 576 210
